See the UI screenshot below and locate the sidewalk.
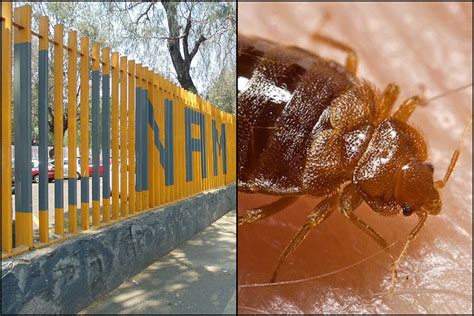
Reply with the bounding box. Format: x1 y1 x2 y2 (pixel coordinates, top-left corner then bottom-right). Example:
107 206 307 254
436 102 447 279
80 210 236 314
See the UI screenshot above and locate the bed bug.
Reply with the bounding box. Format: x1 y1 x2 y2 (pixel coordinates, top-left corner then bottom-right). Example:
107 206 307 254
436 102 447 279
237 32 471 290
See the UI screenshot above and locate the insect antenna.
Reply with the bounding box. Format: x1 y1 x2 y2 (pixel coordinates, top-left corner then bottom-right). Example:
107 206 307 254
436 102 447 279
417 81 472 189
390 83 472 293
435 116 472 189
422 82 472 104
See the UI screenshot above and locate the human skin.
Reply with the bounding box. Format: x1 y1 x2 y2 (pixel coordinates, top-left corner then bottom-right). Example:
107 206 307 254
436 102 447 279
237 2 472 314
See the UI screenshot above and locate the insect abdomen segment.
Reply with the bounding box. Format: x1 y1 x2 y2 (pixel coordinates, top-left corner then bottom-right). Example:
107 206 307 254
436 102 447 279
238 34 355 193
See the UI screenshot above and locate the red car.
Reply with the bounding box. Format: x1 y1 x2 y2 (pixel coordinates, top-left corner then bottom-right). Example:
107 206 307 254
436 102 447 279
88 158 105 176
77 158 107 177
47 158 108 179
48 159 81 180
31 160 55 183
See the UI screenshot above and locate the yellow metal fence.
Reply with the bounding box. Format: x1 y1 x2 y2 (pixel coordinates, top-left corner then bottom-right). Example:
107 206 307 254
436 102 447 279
0 4 236 258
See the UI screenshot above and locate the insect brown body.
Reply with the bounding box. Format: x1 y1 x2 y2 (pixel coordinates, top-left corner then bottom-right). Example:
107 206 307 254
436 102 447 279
238 33 468 288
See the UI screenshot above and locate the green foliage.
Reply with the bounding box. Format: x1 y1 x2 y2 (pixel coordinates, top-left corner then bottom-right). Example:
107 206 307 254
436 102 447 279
207 67 236 114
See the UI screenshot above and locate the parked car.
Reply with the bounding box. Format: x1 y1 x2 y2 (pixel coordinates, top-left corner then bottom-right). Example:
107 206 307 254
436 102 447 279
48 159 81 179
77 158 106 177
9 160 53 185
31 160 55 183
11 160 14 183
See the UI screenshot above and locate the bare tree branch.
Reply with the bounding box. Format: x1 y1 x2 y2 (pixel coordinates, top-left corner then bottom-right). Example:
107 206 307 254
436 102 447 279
136 2 155 24
188 35 206 64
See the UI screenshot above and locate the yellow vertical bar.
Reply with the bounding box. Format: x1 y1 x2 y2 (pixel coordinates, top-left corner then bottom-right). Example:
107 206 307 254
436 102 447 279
167 80 173 203
217 106 221 188
128 60 136 215
142 68 147 209
168 84 174 202
226 112 230 185
149 70 154 207
13 5 33 247
136 64 142 212
228 112 231 184
38 16 49 243
232 115 236 183
183 88 189 198
54 23 64 236
164 78 170 202
210 103 215 188
209 103 213 190
201 99 206 192
111 52 119 220
179 88 185 199
182 88 187 197
231 114 235 184
218 106 222 186
184 90 190 198
228 113 231 185
80 37 89 230
1 2 13 254
147 70 155 208
171 85 177 202
152 74 156 208
167 81 174 203
220 110 225 187
143 68 149 209
152 73 159 207
209 104 214 190
222 111 226 186
200 97 205 193
192 93 198 196
175 86 181 201
204 101 210 192
196 96 201 194
229 113 232 184
172 84 178 201
220 108 224 186
195 93 200 195
102 47 111 223
67 30 78 234
120 56 128 217
156 75 163 206
91 42 100 227
188 90 193 196
216 105 220 188
155 75 164 206
186 89 192 197
212 104 217 189
146 69 157 207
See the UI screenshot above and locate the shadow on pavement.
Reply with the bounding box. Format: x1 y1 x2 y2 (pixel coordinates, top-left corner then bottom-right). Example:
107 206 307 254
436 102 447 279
80 210 236 314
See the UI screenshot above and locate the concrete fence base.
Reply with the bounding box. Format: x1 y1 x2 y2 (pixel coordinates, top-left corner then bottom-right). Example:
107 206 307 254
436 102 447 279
1 185 236 314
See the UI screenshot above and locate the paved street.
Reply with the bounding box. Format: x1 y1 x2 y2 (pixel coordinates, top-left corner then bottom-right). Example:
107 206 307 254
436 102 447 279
80 210 236 314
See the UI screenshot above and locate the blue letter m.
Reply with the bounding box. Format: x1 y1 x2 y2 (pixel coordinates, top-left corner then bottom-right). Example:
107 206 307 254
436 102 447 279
212 120 227 176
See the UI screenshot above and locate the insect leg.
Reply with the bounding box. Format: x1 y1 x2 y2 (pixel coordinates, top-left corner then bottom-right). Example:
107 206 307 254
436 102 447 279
393 83 472 122
376 83 400 123
393 211 428 286
270 192 339 283
392 95 426 122
339 184 397 288
310 33 358 75
238 196 298 226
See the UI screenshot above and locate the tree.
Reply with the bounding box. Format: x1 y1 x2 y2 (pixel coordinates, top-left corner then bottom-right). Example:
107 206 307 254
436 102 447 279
161 1 202 94
110 1 236 104
207 67 236 114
